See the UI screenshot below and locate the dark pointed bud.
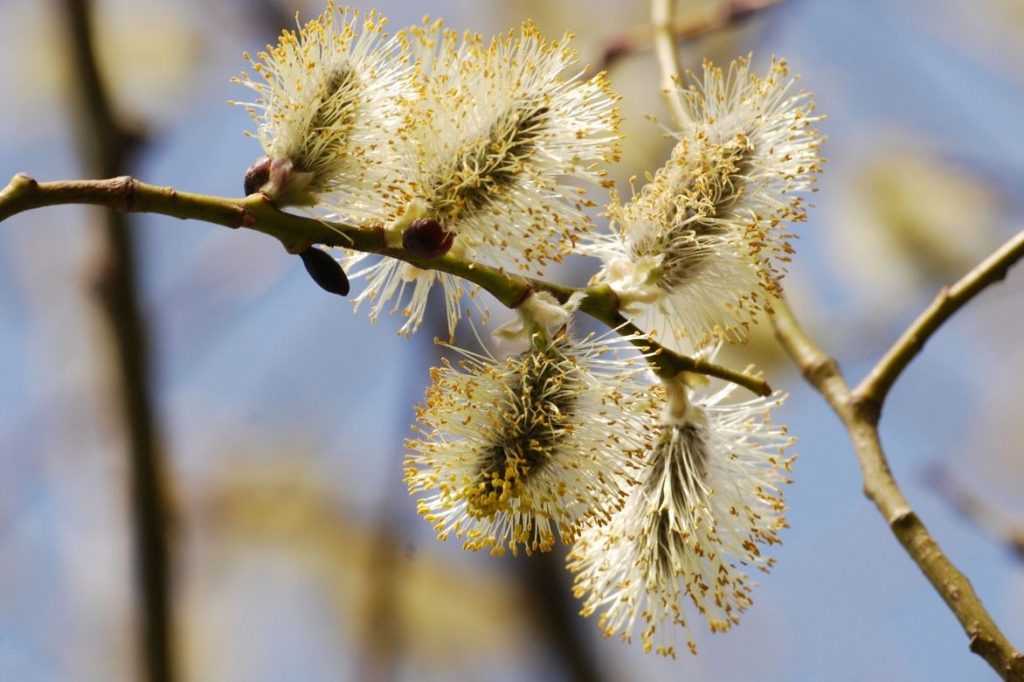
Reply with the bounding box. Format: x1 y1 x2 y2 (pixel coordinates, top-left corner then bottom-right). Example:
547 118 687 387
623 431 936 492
402 219 455 259
244 156 271 196
299 247 350 297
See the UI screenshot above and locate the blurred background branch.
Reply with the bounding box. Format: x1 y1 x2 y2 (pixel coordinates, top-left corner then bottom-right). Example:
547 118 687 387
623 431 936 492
926 464 1024 563
519 551 608 682
595 0 781 76
57 1 176 682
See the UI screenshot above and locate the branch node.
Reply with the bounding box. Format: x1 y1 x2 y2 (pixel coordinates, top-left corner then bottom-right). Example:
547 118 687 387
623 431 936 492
803 355 839 387
889 508 915 529
13 172 38 191
946 581 963 602
850 392 882 426
967 627 985 653
115 175 138 211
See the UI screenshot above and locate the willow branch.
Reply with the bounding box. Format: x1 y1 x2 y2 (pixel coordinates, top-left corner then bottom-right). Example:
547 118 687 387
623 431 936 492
651 0 691 128
856 229 1024 415
0 174 771 396
771 297 1024 681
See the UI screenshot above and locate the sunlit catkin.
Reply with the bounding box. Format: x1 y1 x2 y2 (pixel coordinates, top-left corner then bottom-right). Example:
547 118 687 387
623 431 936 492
232 3 407 207
585 57 823 348
345 19 621 337
568 373 795 658
404 329 648 556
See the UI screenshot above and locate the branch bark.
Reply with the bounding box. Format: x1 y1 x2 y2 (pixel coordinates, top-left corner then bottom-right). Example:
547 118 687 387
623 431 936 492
772 295 1024 681
0 174 771 397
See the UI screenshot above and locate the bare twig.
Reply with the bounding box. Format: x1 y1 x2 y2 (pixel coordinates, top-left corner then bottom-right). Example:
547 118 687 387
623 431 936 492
856 230 1024 416
56 2 176 681
595 0 782 75
771 296 1024 681
0 175 772 397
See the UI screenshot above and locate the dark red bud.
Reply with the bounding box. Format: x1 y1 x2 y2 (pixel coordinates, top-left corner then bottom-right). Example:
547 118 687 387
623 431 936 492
244 156 271 196
299 247 350 297
728 0 778 24
599 37 633 71
402 218 455 259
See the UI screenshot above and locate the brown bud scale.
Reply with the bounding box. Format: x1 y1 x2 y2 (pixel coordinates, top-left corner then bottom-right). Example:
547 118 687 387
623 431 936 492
244 156 271 196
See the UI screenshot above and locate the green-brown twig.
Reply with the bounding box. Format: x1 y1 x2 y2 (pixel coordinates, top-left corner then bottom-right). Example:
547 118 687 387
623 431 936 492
0 174 771 396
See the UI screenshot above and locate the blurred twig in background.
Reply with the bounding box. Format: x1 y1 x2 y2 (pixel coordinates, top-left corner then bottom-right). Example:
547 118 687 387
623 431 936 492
926 464 1024 563
591 0 781 77
57 2 176 682
358 515 403 682
519 551 608 682
356 309 448 682
249 0 296 42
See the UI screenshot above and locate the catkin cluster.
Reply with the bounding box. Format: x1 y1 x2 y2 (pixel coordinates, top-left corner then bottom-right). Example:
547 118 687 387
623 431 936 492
234 2 822 658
